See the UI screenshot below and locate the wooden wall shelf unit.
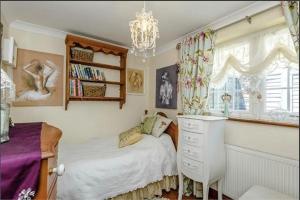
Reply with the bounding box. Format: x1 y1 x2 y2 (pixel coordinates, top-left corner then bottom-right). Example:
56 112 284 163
65 34 128 110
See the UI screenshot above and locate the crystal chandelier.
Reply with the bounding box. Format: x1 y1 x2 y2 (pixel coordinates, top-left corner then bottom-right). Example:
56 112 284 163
129 1 159 62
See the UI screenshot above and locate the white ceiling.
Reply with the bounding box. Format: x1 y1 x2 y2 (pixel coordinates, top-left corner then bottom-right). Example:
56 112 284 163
1 1 255 47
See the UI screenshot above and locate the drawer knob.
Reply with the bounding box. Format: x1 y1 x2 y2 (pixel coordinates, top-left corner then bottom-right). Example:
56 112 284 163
50 164 65 176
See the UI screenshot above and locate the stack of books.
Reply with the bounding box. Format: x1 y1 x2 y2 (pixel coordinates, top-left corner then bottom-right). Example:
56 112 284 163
69 79 83 97
71 64 104 80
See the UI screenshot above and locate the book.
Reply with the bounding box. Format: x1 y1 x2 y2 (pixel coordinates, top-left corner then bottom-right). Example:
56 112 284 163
70 64 104 81
69 79 83 97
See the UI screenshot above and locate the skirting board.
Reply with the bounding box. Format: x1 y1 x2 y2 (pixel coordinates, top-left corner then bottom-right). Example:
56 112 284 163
223 144 299 199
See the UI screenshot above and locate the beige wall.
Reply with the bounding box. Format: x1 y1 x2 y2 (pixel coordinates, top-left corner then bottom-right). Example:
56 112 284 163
1 14 9 38
8 27 150 144
1 13 9 71
149 48 299 160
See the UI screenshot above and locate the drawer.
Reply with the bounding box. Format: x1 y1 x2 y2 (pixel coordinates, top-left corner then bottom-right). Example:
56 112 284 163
182 144 204 162
182 119 204 133
182 157 204 178
47 147 58 192
182 130 204 147
48 180 57 200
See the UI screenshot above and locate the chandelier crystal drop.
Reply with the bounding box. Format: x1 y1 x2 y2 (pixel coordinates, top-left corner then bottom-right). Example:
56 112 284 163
129 1 159 62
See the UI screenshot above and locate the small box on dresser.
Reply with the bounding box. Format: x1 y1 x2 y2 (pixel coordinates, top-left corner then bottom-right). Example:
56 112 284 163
177 115 226 200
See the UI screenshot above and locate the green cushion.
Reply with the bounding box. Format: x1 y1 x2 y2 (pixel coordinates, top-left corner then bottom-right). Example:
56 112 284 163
141 116 157 134
119 126 143 148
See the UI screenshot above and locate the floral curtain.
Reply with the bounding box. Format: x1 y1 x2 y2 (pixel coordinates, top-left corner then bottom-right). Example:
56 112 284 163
282 1 299 55
179 29 216 115
178 29 216 197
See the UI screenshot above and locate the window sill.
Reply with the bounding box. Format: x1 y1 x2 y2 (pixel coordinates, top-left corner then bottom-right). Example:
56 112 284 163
228 117 299 128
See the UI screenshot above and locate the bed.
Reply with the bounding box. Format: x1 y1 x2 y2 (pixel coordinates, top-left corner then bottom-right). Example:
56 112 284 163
57 112 178 200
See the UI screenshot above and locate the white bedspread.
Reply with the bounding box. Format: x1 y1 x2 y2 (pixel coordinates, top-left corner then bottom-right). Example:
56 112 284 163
57 134 177 200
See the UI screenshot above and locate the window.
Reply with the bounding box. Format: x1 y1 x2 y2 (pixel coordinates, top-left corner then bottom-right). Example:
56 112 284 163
209 25 299 123
209 41 250 114
264 61 299 113
209 77 249 112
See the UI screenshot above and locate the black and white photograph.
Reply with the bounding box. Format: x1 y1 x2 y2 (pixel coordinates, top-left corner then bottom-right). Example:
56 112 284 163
155 64 178 109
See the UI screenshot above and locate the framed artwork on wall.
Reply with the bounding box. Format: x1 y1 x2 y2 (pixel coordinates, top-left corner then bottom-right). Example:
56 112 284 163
127 68 144 95
13 48 64 106
155 64 178 109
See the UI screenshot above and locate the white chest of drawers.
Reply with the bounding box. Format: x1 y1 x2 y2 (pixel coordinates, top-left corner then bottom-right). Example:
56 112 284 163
177 115 226 200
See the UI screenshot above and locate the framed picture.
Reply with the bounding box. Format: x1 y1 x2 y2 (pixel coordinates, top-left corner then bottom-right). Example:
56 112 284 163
155 64 178 109
13 48 64 106
127 68 144 95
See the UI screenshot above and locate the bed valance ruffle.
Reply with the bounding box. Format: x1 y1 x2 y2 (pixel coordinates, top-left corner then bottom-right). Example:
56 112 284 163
111 175 177 200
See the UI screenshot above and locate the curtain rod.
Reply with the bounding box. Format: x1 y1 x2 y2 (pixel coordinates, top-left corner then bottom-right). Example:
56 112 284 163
176 4 281 50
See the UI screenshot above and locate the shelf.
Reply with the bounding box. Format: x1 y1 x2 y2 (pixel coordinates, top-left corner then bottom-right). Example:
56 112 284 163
70 59 124 71
66 34 128 56
70 78 123 85
69 96 123 101
65 34 127 110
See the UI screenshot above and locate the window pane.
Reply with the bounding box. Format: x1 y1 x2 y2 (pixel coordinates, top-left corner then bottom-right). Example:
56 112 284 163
209 77 249 112
265 88 288 111
210 40 250 113
265 67 287 111
290 70 299 113
209 88 224 111
265 60 299 114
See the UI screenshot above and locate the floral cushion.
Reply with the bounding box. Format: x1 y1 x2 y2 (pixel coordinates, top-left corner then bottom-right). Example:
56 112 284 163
141 116 157 134
152 115 172 137
119 126 143 148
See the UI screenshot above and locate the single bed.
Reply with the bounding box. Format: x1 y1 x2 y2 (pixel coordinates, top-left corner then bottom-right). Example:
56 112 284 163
57 112 178 200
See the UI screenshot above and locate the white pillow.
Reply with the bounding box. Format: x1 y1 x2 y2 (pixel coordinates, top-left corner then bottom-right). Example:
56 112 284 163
152 115 172 137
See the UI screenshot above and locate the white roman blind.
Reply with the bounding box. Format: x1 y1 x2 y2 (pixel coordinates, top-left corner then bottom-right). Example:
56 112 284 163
208 16 299 123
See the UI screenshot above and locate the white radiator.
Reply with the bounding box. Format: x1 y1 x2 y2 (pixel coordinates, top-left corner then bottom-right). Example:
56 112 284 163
223 145 299 199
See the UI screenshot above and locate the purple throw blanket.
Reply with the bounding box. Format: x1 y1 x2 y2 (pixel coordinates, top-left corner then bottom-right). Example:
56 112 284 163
1 122 42 200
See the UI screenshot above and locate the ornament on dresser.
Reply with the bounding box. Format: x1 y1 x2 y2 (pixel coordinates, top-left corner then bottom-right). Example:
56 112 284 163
1 68 15 143
221 93 231 117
